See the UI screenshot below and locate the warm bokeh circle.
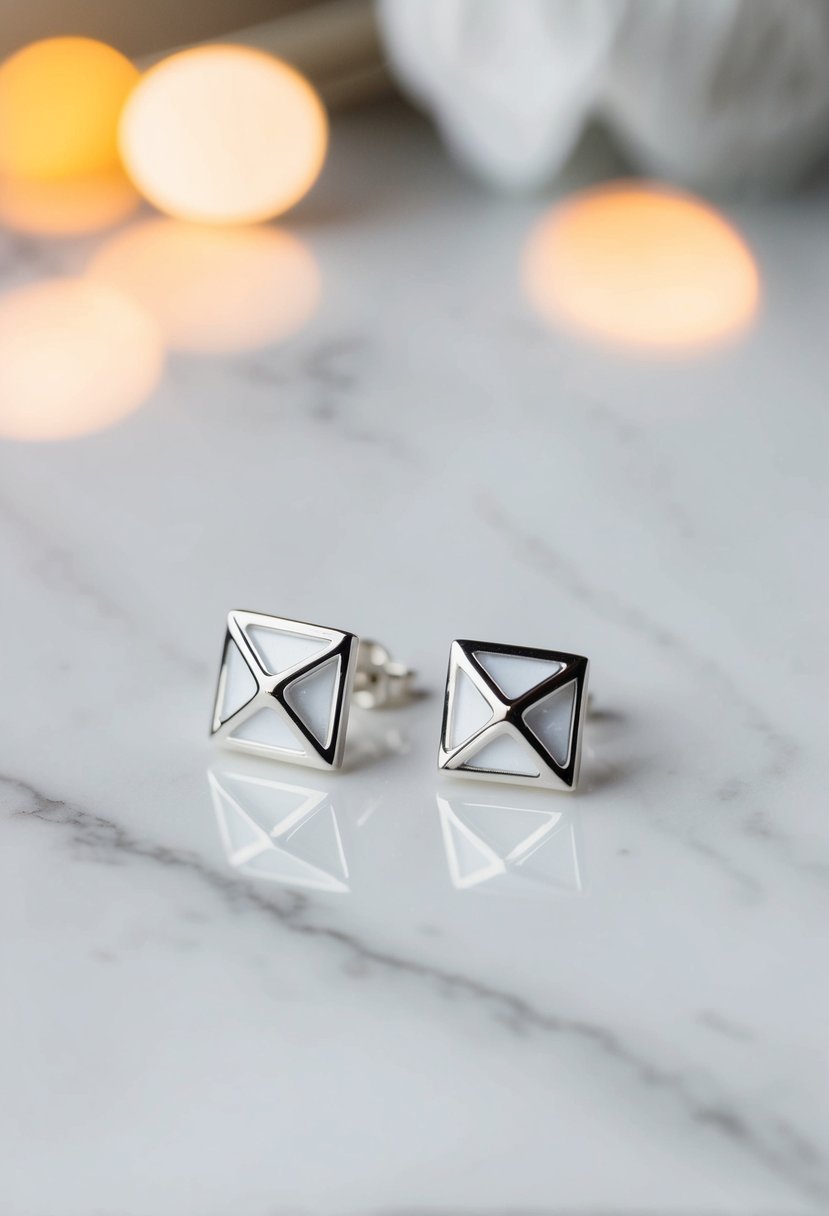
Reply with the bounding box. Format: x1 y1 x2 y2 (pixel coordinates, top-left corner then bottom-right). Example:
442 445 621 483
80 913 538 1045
0 279 163 441
88 219 321 353
0 169 140 236
119 46 328 225
523 183 760 353
0 37 138 179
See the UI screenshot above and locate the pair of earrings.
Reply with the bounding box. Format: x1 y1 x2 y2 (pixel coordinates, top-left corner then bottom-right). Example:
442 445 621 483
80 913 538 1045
211 610 590 793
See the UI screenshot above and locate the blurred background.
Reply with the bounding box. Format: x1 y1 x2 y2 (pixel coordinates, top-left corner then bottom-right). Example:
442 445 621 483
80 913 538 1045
0 0 828 440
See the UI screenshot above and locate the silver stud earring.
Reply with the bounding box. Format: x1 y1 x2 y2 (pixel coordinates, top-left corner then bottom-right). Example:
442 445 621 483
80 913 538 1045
438 639 590 791
211 610 414 771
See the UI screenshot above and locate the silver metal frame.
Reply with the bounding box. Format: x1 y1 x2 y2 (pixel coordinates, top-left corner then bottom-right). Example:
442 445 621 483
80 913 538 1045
211 610 358 770
438 639 590 792
211 611 413 771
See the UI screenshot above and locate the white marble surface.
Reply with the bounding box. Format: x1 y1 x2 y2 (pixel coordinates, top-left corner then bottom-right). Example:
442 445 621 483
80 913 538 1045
1 107 827 1216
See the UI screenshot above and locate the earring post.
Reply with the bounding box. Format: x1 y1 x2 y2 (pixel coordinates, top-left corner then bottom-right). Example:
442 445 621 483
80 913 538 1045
353 639 415 709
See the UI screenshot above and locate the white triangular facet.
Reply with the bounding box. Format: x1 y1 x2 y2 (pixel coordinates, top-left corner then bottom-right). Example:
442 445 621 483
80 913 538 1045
524 680 577 766
284 656 340 749
473 651 564 700
462 732 540 778
282 804 348 884
448 667 493 750
219 640 257 721
438 799 504 890
245 623 331 676
456 801 561 863
229 706 307 754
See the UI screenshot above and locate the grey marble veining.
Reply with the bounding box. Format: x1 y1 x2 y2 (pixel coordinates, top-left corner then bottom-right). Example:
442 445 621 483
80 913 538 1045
1 107 827 1215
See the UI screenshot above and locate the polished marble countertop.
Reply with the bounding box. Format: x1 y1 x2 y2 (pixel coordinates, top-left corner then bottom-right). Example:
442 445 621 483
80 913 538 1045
1 107 827 1216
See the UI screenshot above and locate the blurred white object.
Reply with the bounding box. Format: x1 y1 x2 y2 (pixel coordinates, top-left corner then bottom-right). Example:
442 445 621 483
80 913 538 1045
379 0 829 190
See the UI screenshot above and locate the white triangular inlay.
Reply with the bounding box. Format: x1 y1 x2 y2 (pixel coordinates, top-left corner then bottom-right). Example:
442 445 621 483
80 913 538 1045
229 706 307 754
449 667 493 750
219 640 258 721
284 656 340 749
473 651 564 700
524 680 576 767
461 732 540 778
245 624 331 676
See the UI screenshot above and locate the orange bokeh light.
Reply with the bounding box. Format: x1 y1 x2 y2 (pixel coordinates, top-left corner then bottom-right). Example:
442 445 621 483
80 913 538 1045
0 168 140 235
87 218 320 353
522 183 760 353
0 37 138 180
0 279 163 441
119 46 328 225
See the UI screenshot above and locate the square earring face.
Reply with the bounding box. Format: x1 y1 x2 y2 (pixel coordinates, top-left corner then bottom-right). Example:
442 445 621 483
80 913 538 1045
438 640 589 791
211 611 358 770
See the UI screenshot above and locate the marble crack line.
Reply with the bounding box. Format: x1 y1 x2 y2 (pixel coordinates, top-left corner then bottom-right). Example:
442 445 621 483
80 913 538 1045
301 336 422 466
0 487 205 679
241 335 421 465
5 773 826 1208
0 234 65 279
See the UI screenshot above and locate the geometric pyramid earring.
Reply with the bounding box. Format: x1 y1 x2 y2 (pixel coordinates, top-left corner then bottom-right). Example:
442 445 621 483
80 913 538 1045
438 639 590 791
211 610 414 771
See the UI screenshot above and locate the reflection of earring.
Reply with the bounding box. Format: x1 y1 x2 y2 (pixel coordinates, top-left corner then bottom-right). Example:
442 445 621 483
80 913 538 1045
436 790 583 895
211 611 414 771
208 768 349 893
437 639 589 791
